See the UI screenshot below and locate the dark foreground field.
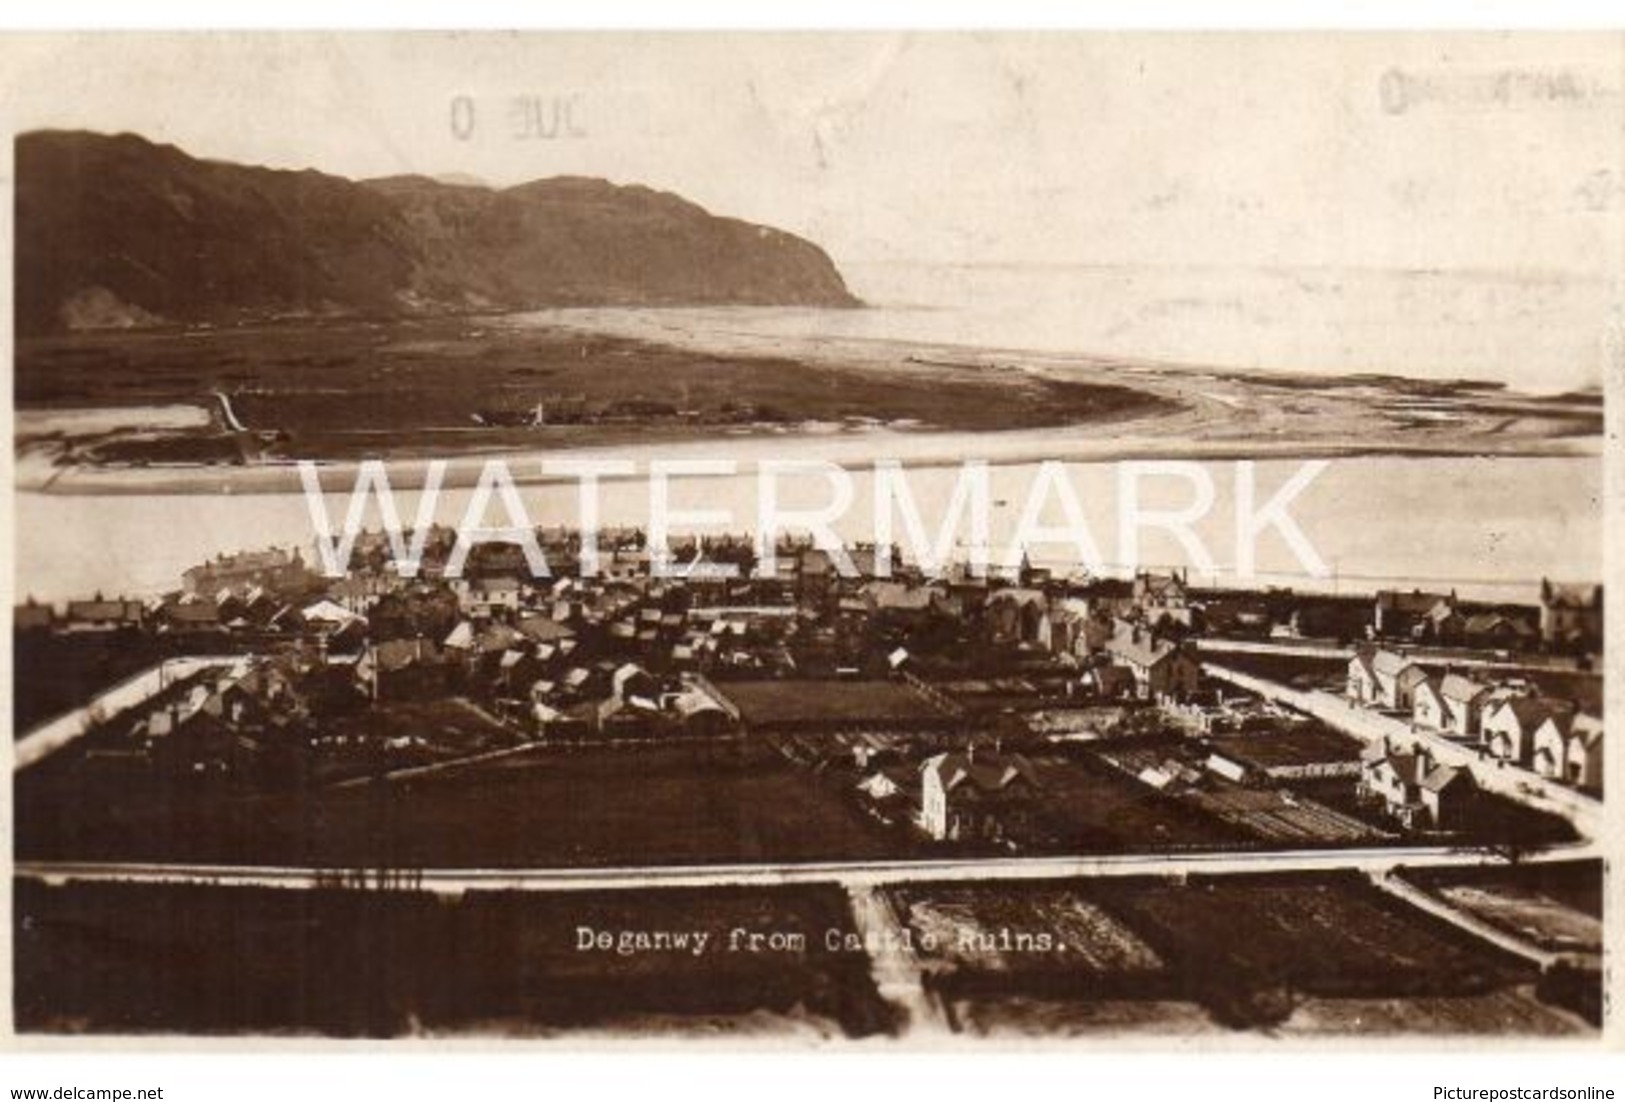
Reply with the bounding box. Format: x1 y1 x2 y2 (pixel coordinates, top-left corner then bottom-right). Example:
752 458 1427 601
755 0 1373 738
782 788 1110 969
15 741 909 868
13 879 895 1038
886 873 1590 1036
16 871 1590 1039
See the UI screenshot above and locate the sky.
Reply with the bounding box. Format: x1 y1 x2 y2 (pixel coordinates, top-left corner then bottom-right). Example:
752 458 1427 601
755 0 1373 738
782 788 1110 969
3 31 1621 276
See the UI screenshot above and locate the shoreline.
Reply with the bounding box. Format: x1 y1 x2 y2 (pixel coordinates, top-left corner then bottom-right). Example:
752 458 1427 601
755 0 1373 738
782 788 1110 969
15 429 1602 498
14 310 1604 498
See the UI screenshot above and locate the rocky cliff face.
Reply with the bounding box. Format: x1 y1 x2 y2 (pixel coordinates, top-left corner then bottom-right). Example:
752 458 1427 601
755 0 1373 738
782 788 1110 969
15 130 858 334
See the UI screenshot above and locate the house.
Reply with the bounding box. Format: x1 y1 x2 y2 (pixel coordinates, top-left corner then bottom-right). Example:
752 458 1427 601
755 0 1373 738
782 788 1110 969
153 594 221 635
666 683 735 736
326 575 391 616
1068 577 1134 623
595 691 663 737
357 638 449 700
1482 695 1563 766
301 599 364 632
1374 589 1456 640
1540 580 1603 653
1132 569 1193 627
1104 623 1201 700
63 598 145 633
1564 713 1604 792
1437 673 1492 737
985 588 1051 648
1530 711 1572 781
458 574 524 616
919 747 1041 841
1048 599 1112 659
1359 745 1477 829
1393 664 1431 711
14 601 55 633
862 581 942 629
1347 648 1421 709
183 547 314 599
1411 676 1448 732
1413 673 1490 737
1462 611 1537 652
610 662 660 705
1531 711 1604 791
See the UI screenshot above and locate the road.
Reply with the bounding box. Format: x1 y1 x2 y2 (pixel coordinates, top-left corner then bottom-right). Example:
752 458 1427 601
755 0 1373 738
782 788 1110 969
15 656 250 770
846 883 945 1031
14 840 1599 897
1367 870 1590 971
1197 639 1353 659
210 389 249 433
1202 663 1604 839
1195 636 1587 673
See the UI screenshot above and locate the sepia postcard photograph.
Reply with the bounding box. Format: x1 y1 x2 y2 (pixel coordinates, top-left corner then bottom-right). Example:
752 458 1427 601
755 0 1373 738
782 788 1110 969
1 23 1619 1061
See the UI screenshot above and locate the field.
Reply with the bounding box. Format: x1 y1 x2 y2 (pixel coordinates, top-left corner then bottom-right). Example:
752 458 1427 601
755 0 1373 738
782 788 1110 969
1087 873 1538 1030
878 873 1583 1036
1185 787 1388 845
12 879 896 1038
1401 861 1604 955
15 740 909 868
1022 755 1250 851
1207 725 1363 772
15 318 1173 465
307 697 520 784
887 883 1165 987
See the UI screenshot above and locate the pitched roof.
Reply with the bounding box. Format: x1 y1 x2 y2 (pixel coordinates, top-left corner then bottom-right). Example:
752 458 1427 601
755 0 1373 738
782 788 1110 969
1543 581 1601 609
302 599 361 625
1534 710 1574 740
1134 572 1187 599
1464 611 1534 636
922 751 1041 795
1106 629 1180 668
1440 673 1490 703
1419 762 1472 793
1371 650 1413 677
1567 712 1603 749
991 587 1048 609
1487 695 1556 732
1350 650 1378 680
